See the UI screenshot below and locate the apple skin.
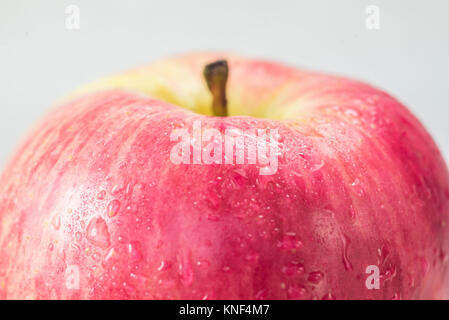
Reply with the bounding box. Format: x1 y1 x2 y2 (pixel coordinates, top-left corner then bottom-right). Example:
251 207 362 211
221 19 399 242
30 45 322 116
0 54 449 299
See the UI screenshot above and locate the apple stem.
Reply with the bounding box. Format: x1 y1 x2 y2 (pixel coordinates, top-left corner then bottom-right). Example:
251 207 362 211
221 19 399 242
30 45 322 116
204 60 228 117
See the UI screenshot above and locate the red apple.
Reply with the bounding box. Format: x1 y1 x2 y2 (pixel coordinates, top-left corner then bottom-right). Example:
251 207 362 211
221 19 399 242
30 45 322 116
0 53 448 299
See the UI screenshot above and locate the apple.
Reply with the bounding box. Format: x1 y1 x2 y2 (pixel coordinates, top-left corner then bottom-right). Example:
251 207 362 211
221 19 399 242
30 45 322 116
0 53 448 300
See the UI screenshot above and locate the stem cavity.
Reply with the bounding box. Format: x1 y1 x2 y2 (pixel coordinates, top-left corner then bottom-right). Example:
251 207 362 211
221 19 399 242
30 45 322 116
203 60 228 117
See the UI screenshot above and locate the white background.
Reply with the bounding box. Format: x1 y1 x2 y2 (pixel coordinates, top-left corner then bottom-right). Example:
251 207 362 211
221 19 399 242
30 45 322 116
1 0 448 168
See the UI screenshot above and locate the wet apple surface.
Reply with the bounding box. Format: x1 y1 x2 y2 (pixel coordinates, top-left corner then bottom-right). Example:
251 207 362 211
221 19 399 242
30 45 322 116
0 53 448 299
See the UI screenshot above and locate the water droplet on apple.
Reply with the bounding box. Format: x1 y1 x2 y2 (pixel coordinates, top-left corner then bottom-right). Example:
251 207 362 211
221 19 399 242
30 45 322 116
275 132 284 143
207 214 220 221
92 252 100 261
342 235 353 271
128 241 143 262
104 247 117 265
48 243 54 251
157 260 172 272
86 216 111 248
258 230 269 239
310 159 324 172
201 291 216 300
281 261 304 276
322 292 336 300
349 204 356 218
51 215 61 230
255 288 268 300
345 108 360 117
245 253 260 263
232 169 247 188
277 232 303 250
307 271 324 284
391 292 401 300
377 243 390 266
292 171 302 178
97 190 106 200
287 284 307 299
107 199 121 218
124 182 134 195
350 179 365 197
381 264 397 281
179 259 193 286
196 260 210 269
70 243 81 255
406 273 416 288
111 183 124 195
